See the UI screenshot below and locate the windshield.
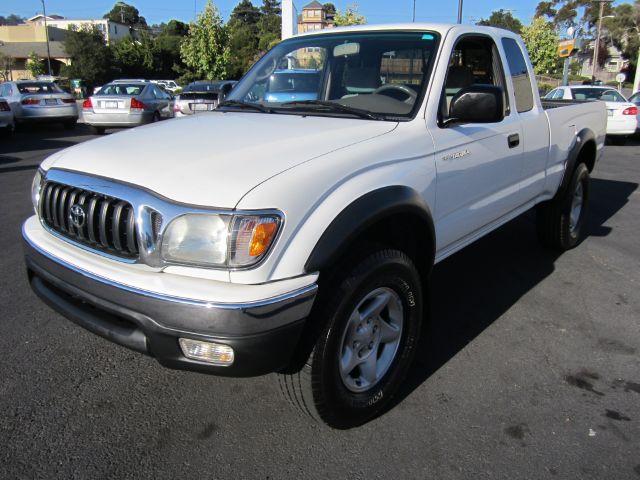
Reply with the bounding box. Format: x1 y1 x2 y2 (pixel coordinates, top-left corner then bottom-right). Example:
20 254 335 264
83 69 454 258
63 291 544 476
571 88 627 102
97 84 145 96
17 82 63 94
224 31 440 120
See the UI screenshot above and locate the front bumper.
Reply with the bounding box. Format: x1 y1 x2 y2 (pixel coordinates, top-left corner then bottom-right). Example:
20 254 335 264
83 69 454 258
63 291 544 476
23 229 317 377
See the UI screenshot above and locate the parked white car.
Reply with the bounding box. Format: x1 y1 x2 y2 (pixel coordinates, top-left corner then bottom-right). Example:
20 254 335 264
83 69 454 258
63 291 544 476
545 85 637 144
24 24 607 428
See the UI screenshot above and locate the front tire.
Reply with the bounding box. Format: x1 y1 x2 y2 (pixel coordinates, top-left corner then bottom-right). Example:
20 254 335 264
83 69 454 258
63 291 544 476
536 163 590 250
278 249 423 429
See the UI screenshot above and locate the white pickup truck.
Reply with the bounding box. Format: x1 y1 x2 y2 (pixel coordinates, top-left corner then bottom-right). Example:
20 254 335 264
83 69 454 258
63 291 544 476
23 24 606 428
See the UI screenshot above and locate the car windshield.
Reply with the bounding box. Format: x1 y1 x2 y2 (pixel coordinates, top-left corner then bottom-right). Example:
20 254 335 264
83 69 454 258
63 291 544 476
571 88 627 102
17 82 63 94
97 84 145 96
224 31 440 120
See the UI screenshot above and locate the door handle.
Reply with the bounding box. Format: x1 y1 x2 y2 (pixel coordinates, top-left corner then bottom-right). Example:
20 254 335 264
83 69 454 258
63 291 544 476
508 133 520 148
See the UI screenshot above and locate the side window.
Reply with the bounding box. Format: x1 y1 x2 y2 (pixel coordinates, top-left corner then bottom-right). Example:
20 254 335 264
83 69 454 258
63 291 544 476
546 89 558 99
440 35 509 122
501 37 534 112
553 89 565 100
0 84 5 96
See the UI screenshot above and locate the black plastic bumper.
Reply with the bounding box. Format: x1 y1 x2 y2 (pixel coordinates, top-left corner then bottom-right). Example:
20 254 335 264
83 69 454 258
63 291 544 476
23 233 317 377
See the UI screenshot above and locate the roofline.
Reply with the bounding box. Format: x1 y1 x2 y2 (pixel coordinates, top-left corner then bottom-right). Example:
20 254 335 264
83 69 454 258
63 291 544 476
290 22 522 39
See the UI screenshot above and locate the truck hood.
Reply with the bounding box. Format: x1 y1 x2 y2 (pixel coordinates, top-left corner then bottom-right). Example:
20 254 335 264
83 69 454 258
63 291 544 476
43 112 397 207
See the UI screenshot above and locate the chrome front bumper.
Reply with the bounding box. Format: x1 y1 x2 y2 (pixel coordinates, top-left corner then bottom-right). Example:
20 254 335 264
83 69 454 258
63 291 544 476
23 228 317 376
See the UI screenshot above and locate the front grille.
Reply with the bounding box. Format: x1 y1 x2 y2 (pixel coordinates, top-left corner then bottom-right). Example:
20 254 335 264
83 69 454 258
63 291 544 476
40 181 139 259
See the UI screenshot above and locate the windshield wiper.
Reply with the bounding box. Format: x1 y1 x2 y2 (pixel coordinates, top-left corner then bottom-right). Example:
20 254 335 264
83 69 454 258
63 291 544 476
280 100 384 120
218 100 274 113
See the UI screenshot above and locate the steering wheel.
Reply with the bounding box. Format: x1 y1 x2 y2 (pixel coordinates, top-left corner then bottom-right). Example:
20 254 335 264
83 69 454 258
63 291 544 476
373 84 418 103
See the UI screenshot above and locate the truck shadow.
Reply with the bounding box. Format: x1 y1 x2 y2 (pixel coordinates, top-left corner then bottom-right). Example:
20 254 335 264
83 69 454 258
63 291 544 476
384 177 638 417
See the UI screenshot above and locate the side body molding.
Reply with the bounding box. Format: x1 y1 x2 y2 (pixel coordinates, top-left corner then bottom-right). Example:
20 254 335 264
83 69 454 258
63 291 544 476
304 186 436 274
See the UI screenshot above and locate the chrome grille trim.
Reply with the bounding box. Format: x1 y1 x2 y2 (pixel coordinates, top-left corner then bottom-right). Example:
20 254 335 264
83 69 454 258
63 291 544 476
40 180 139 259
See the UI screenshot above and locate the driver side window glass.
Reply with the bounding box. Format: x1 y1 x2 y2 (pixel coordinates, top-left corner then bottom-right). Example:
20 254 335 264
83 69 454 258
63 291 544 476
440 35 509 122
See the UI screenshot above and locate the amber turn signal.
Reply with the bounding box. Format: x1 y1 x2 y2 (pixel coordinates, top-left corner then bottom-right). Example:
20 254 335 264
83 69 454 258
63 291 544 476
249 221 278 257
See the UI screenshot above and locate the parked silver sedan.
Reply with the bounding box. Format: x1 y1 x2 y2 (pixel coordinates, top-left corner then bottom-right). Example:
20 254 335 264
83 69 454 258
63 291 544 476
0 97 15 137
0 80 78 129
82 81 174 134
173 80 236 117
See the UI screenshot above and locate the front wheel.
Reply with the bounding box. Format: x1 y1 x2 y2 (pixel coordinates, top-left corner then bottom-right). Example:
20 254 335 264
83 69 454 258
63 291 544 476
278 249 423 429
537 163 590 250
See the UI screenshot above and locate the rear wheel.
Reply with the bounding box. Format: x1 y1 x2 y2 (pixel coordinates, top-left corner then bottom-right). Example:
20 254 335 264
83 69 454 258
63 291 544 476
278 249 422 429
91 126 105 135
537 163 590 250
152 111 161 123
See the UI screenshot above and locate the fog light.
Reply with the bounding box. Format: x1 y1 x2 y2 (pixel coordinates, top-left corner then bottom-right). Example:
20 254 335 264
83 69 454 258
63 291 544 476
179 338 234 366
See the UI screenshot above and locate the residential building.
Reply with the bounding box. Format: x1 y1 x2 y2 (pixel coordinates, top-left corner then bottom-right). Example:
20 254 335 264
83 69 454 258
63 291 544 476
297 1 335 34
0 24 72 80
27 15 130 43
577 40 629 83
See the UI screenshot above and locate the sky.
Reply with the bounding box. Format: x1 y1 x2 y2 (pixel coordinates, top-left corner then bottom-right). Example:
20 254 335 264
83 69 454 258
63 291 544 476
3 0 548 26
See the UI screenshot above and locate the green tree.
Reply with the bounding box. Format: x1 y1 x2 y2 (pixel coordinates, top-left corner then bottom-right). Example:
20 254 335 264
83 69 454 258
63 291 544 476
62 26 113 89
0 14 25 25
604 1 640 74
180 0 230 80
323 3 337 15
26 52 45 78
477 9 523 34
334 3 367 26
103 1 147 26
111 33 156 78
521 17 561 75
0 52 15 81
227 1 262 78
154 20 189 79
257 0 281 50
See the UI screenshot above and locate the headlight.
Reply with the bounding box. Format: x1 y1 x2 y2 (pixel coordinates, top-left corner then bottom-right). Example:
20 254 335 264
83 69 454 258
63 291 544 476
31 170 43 214
161 213 281 268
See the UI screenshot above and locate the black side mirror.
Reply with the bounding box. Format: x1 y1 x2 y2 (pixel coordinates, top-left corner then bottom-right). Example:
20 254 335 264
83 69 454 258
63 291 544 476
445 85 504 126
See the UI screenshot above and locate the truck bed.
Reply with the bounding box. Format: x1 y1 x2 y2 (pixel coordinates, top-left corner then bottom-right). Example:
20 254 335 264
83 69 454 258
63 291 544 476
541 99 591 110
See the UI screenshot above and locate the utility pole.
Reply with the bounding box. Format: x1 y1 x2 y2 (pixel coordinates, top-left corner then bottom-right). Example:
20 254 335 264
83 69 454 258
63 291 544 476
40 0 52 77
457 0 463 24
120 4 125 24
412 0 416 22
591 0 612 82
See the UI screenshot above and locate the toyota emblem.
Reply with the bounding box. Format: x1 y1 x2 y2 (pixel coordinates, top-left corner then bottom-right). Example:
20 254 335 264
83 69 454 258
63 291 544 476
69 204 86 229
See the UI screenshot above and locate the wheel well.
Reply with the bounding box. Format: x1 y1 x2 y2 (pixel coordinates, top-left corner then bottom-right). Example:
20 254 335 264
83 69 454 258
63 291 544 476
578 140 597 173
322 212 435 287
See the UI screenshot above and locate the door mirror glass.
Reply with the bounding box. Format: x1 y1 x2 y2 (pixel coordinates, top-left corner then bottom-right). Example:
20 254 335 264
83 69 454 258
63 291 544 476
446 85 505 126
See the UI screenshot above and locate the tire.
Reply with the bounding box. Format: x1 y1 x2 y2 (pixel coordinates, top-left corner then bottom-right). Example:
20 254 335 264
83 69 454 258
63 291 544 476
152 111 161 122
536 163 590 250
91 126 105 135
278 249 423 429
63 120 77 130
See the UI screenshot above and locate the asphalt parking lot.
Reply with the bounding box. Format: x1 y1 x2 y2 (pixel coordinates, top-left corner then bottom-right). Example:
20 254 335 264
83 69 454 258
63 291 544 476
1 124 639 479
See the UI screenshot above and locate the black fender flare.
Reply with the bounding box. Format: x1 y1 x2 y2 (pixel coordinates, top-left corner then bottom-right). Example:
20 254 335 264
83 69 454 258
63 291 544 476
559 127 596 195
304 185 436 274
